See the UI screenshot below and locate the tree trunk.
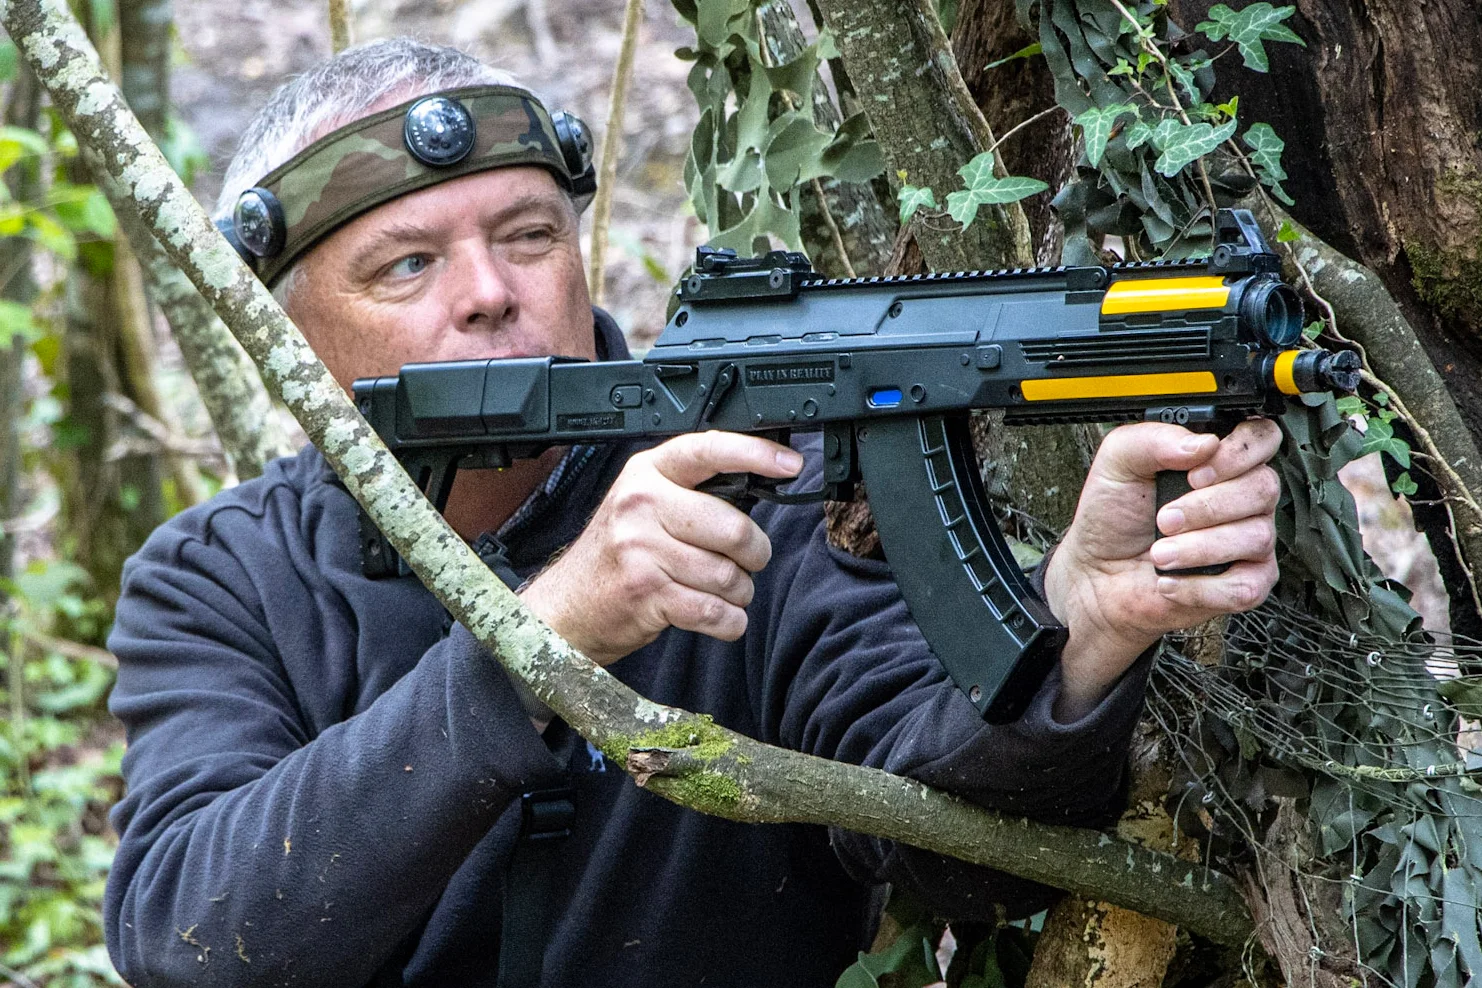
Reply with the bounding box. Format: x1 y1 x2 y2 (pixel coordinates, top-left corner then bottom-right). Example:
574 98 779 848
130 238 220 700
952 0 1074 265
59 0 190 607
0 67 40 585
755 0 894 278
811 0 1034 273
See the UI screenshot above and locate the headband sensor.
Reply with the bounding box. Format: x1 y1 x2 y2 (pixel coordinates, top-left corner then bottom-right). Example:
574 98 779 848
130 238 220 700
230 85 597 286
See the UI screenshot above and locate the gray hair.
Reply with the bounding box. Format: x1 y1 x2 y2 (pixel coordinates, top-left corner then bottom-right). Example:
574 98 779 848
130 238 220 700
217 39 521 308
216 39 520 218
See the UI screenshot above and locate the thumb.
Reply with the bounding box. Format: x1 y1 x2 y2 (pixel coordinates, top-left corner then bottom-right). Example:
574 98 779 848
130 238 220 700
1092 422 1220 484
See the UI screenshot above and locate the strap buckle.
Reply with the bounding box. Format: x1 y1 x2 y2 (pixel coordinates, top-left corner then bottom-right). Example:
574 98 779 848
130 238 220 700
519 787 575 842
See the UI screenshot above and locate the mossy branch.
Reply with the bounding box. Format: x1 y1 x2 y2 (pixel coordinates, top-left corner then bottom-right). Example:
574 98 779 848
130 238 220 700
2 0 1253 946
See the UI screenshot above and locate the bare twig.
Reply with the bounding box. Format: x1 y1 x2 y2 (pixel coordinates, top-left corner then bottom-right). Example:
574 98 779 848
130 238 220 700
586 0 643 305
983 104 1064 158
809 176 856 278
102 392 224 460
328 0 351 53
22 628 118 668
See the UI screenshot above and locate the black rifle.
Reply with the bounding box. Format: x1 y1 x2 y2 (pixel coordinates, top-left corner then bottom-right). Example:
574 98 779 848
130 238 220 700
352 209 1358 723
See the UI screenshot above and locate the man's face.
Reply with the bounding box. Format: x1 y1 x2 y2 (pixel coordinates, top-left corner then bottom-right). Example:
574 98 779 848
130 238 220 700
288 165 596 390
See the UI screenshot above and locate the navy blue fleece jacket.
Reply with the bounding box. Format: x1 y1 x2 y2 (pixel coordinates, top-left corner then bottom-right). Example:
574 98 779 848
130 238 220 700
104 313 1152 987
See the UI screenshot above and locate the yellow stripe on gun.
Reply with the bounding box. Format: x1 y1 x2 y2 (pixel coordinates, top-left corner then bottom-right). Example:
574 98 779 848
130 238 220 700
1101 276 1230 315
1021 371 1219 402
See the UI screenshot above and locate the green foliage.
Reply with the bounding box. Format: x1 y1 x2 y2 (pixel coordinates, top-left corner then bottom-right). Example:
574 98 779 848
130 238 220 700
1148 117 1237 177
1073 102 1135 168
1195 2 1304 73
897 183 939 225
1338 389 1420 495
1 562 122 987
1242 122 1293 204
1021 0 1302 260
984 42 1042 71
944 156 1047 229
157 114 209 187
673 0 885 255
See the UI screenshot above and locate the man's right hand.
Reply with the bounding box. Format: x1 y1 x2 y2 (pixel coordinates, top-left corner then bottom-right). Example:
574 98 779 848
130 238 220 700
519 432 803 666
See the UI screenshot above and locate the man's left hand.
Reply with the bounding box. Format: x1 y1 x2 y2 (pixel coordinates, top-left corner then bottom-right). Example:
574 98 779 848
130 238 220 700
1042 418 1283 721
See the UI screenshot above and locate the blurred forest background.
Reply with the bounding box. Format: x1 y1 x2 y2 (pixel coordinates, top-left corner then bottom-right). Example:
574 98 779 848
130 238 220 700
0 0 1457 985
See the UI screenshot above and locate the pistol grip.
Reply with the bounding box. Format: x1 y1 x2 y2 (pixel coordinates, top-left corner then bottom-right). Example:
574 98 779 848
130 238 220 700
1154 470 1230 577
696 472 760 513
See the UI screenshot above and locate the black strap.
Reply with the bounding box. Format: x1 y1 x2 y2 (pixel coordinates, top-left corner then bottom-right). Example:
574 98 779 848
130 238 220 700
495 786 575 986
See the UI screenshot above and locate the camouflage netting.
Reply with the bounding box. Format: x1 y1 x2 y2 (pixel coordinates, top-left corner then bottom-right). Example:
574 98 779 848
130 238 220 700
1148 395 1482 988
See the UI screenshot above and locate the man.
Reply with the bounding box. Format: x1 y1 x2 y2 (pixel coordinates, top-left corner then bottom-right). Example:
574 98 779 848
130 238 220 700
104 38 1282 987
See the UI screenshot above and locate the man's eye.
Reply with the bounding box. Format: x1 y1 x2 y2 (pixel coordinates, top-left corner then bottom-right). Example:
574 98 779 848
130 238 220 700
387 254 429 278
516 227 554 243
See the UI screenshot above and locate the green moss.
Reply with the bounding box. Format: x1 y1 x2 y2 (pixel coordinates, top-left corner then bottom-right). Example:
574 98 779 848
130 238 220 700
1408 170 1482 327
647 770 744 812
598 714 734 764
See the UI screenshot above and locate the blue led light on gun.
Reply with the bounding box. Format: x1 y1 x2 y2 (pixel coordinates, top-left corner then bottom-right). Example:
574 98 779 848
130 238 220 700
867 388 903 408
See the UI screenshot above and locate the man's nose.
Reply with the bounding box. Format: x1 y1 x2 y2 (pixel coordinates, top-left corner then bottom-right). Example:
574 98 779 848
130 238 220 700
448 246 517 330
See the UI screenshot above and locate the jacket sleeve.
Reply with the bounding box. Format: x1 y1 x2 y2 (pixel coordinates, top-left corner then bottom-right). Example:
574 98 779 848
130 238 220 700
104 523 564 987
748 507 1153 920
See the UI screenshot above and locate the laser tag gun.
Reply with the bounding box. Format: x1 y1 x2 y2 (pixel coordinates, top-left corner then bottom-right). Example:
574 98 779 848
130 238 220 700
351 208 1359 723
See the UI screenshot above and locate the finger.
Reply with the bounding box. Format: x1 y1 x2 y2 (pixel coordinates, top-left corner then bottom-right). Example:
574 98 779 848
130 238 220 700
1150 514 1276 571
659 584 749 642
1186 419 1283 489
1157 463 1280 535
645 431 804 490
1092 422 1221 484
1153 557 1278 614
660 487 774 571
658 542 756 609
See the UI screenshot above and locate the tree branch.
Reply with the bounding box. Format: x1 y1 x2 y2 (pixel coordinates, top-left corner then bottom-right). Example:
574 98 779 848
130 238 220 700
1 0 1253 945
585 0 642 306
327 0 351 54
81 147 293 478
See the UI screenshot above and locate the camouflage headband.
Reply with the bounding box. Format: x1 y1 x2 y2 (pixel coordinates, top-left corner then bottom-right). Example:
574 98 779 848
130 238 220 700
229 84 595 286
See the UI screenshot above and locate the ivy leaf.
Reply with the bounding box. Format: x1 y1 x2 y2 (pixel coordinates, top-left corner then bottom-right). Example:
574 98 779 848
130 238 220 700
1074 103 1137 168
1151 118 1238 177
897 185 938 224
1390 471 1418 497
1196 3 1305 72
1277 220 1300 243
1124 120 1154 150
945 153 1047 228
1359 416 1411 469
1334 395 1365 417
984 42 1041 70
1243 122 1294 203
